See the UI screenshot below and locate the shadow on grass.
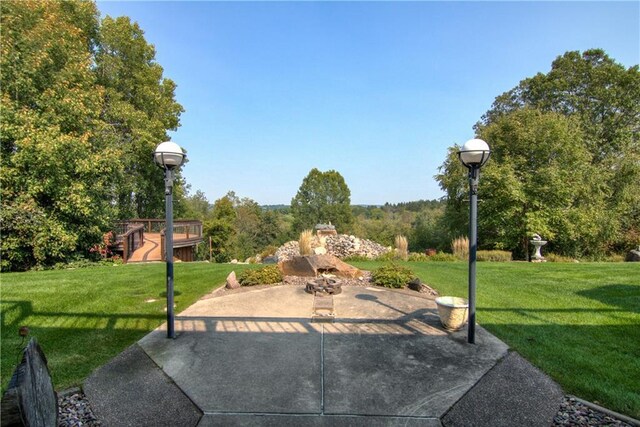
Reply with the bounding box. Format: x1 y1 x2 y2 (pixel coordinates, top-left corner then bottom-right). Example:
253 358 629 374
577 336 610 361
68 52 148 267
576 284 640 313
1 300 165 333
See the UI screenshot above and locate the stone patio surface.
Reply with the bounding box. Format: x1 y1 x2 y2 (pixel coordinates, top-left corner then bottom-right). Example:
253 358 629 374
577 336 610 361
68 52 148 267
84 284 564 426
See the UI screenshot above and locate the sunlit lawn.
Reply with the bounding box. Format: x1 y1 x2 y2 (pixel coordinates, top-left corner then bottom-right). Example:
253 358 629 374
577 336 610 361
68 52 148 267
1 261 638 418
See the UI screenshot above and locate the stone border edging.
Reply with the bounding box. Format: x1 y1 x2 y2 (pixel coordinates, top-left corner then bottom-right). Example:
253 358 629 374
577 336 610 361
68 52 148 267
568 395 640 426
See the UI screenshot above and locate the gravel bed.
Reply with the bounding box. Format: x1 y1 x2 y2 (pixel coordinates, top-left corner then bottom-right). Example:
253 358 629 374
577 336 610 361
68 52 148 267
57 390 636 426
552 396 634 426
58 391 101 426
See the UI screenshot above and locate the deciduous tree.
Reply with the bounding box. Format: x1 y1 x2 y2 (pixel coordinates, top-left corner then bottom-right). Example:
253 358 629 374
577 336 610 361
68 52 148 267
291 169 354 233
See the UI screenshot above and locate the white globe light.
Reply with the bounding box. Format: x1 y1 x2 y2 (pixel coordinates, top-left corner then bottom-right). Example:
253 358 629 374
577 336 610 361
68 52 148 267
154 141 185 168
458 139 490 167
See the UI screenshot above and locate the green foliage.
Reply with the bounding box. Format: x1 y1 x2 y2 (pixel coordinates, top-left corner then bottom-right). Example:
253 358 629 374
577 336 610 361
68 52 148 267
544 253 577 263
0 0 183 271
455 49 640 258
476 250 512 262
371 263 417 288
237 265 283 286
291 169 354 233
407 252 429 262
427 252 458 262
342 254 372 263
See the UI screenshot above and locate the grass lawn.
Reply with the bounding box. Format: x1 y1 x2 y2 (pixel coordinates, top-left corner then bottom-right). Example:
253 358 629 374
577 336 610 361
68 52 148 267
1 261 638 419
353 261 640 419
1 262 253 393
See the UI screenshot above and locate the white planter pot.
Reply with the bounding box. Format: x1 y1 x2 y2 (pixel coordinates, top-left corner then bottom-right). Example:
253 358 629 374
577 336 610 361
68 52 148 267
435 296 469 331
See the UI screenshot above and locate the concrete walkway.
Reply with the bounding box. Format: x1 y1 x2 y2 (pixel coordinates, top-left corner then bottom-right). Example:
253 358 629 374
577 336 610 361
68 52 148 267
84 285 564 426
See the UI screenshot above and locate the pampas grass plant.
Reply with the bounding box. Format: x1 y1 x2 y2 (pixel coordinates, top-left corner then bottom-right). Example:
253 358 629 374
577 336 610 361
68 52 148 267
395 235 409 261
451 236 469 260
299 229 313 256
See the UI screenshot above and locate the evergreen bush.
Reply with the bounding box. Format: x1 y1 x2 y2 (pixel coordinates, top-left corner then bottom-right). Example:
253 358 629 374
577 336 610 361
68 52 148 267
371 263 416 288
238 265 283 286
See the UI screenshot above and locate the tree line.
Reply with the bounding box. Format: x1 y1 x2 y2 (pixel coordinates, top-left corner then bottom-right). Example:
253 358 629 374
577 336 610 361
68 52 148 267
181 173 448 263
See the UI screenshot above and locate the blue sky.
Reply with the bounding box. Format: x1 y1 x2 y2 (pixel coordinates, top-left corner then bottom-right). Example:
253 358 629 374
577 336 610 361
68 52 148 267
96 1 639 206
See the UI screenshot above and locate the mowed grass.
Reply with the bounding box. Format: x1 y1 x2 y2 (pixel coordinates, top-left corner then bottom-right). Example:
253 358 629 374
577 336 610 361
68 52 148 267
353 261 640 419
1 262 253 392
1 261 638 418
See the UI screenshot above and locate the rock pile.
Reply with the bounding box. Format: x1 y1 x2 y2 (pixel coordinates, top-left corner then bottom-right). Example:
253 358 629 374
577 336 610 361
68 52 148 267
325 235 389 259
274 234 390 262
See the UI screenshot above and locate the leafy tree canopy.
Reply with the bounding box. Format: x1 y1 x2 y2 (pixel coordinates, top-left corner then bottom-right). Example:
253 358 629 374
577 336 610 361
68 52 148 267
0 0 184 271
438 49 639 259
290 169 354 233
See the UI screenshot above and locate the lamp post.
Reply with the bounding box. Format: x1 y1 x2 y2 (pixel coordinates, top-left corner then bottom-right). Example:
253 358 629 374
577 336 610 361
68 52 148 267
457 138 490 344
153 141 186 339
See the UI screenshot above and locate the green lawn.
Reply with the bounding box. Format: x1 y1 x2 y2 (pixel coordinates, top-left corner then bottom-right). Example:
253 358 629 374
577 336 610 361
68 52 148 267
1 261 638 418
354 261 640 419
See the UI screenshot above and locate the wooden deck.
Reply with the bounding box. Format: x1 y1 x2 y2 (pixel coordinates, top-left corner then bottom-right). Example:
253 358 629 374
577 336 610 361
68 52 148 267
128 233 162 262
114 220 203 263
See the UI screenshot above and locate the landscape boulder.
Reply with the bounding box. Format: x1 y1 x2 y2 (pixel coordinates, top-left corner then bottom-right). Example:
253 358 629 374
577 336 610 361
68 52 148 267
1 338 57 427
225 271 241 289
278 254 362 278
625 250 640 262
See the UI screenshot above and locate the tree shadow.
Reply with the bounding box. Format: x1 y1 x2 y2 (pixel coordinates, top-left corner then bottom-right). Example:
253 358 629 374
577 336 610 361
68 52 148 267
576 284 640 313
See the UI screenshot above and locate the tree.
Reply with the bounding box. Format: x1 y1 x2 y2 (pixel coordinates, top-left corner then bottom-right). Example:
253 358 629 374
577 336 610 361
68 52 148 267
94 15 184 219
479 49 639 253
438 109 610 259
0 1 185 270
204 195 236 263
0 0 120 270
290 169 354 233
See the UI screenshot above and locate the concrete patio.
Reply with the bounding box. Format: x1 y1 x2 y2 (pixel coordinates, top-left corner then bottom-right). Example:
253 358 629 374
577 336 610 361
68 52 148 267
84 284 564 426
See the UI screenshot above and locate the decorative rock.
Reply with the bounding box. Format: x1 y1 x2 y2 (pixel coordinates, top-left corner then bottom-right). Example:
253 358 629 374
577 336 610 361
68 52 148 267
408 278 422 292
314 246 327 255
262 255 278 264
273 234 389 262
278 254 362 278
625 250 640 262
225 271 240 289
1 338 57 427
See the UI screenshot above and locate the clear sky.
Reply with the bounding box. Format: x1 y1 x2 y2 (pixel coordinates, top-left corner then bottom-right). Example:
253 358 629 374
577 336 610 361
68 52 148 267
96 1 639 206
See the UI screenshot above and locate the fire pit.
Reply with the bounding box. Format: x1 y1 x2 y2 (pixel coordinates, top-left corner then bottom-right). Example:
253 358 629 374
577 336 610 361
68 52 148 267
305 276 342 295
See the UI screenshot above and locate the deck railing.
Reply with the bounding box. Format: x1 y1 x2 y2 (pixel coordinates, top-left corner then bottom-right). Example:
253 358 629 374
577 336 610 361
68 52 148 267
159 220 203 261
115 219 203 263
114 222 145 263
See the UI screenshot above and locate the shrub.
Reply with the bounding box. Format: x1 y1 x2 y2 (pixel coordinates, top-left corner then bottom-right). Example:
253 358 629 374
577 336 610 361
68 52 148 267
408 252 429 262
375 251 396 262
451 236 469 260
260 245 278 259
603 254 625 262
371 263 417 288
477 250 512 262
299 229 313 256
238 265 283 286
428 252 458 262
395 235 408 261
343 254 371 262
545 253 576 263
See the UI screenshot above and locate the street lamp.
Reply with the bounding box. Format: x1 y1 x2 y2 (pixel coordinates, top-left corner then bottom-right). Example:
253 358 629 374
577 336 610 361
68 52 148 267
153 141 186 339
457 138 490 344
